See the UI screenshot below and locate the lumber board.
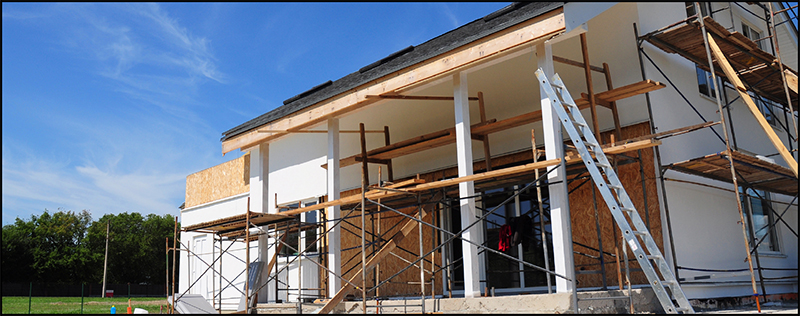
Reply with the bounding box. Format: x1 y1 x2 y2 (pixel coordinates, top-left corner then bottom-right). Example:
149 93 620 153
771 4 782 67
573 80 665 108
553 55 605 73
222 10 565 154
707 34 797 176
608 121 719 147
317 209 430 314
786 70 798 94
365 95 479 101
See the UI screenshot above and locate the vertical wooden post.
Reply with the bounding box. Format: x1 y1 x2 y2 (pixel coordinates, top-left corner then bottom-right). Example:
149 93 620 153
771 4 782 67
478 92 492 171
580 33 600 136
360 123 370 188
360 168 367 314
602 63 622 142
383 126 394 182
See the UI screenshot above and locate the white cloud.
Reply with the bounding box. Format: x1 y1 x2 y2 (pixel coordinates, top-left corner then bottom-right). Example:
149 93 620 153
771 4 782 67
439 3 459 28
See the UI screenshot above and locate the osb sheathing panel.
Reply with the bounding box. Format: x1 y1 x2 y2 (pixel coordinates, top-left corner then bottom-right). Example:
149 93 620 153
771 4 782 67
185 153 250 208
339 204 441 297
567 122 663 289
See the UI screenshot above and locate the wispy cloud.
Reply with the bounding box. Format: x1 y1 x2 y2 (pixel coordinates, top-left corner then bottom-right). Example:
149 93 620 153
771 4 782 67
439 3 460 28
2 3 232 224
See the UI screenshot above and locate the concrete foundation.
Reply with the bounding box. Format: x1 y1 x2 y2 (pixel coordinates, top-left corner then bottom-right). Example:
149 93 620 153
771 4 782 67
255 288 667 314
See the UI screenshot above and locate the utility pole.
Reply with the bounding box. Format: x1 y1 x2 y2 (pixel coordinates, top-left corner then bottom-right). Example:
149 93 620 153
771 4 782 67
101 219 110 298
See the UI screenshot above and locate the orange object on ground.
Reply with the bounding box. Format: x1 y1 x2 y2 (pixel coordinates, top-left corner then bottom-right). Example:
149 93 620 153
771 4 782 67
127 299 132 314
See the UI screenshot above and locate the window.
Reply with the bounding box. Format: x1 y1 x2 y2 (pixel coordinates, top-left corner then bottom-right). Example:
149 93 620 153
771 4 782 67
685 2 710 18
687 2 720 99
740 22 777 125
740 188 780 253
741 22 765 51
278 199 320 256
481 185 553 290
696 66 719 98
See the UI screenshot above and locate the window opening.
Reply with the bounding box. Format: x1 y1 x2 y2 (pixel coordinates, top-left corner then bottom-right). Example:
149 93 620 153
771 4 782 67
278 200 319 256
740 22 778 126
480 185 553 290
740 188 780 253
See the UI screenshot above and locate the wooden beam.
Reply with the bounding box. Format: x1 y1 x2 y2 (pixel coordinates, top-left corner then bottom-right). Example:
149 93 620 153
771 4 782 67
222 9 565 154
707 34 797 176
553 55 605 73
785 70 798 94
383 126 394 182
609 121 720 147
582 92 613 108
581 33 600 136
478 91 492 171
316 209 430 314
360 123 369 187
257 130 384 133
365 95 480 101
603 63 622 142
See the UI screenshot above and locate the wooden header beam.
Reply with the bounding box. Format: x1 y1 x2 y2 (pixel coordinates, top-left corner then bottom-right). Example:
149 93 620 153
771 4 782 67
365 95 480 101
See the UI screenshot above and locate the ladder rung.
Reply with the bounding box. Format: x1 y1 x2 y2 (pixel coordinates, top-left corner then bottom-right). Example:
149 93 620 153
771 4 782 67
621 207 635 213
574 121 588 127
585 141 599 148
597 162 611 168
662 280 677 285
676 307 692 312
647 254 663 260
633 231 649 236
609 184 623 190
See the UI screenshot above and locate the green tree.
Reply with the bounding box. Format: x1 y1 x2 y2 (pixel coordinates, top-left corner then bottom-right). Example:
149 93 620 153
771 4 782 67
86 212 179 285
2 217 36 282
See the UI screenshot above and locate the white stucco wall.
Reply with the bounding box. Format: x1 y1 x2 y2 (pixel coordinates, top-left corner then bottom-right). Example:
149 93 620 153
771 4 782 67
179 193 261 311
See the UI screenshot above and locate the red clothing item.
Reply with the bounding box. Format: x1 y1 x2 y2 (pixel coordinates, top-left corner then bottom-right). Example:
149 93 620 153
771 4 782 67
498 224 513 251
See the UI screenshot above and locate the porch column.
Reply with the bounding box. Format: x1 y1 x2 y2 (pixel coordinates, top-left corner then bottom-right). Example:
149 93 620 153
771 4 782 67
250 143 274 302
453 72 481 298
536 42 575 293
327 118 342 297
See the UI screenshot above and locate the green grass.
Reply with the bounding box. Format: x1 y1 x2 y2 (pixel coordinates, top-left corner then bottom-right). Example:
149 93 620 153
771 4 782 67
2 296 168 314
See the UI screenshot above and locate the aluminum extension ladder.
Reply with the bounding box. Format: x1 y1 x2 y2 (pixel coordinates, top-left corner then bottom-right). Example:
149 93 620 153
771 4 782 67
535 69 694 314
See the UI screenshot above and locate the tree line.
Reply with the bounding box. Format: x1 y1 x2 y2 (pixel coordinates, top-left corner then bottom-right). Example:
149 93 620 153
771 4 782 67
2 209 179 286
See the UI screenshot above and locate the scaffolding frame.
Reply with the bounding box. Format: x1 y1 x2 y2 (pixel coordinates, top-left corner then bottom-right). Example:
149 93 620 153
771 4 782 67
635 3 799 312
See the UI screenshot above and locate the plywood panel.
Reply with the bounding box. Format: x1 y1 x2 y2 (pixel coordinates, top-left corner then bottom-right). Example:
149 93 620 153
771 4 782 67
185 153 250 208
567 122 663 288
338 203 441 297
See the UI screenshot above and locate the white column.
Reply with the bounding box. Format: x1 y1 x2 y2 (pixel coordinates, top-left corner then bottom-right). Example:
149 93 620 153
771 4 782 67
327 118 342 297
250 143 273 302
453 72 481 298
537 42 574 293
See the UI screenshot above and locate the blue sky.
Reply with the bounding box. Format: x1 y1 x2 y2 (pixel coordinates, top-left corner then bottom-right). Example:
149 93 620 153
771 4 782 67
2 2 512 225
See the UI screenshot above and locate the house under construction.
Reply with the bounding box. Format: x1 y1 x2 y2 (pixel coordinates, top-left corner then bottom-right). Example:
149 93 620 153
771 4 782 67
174 2 798 314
